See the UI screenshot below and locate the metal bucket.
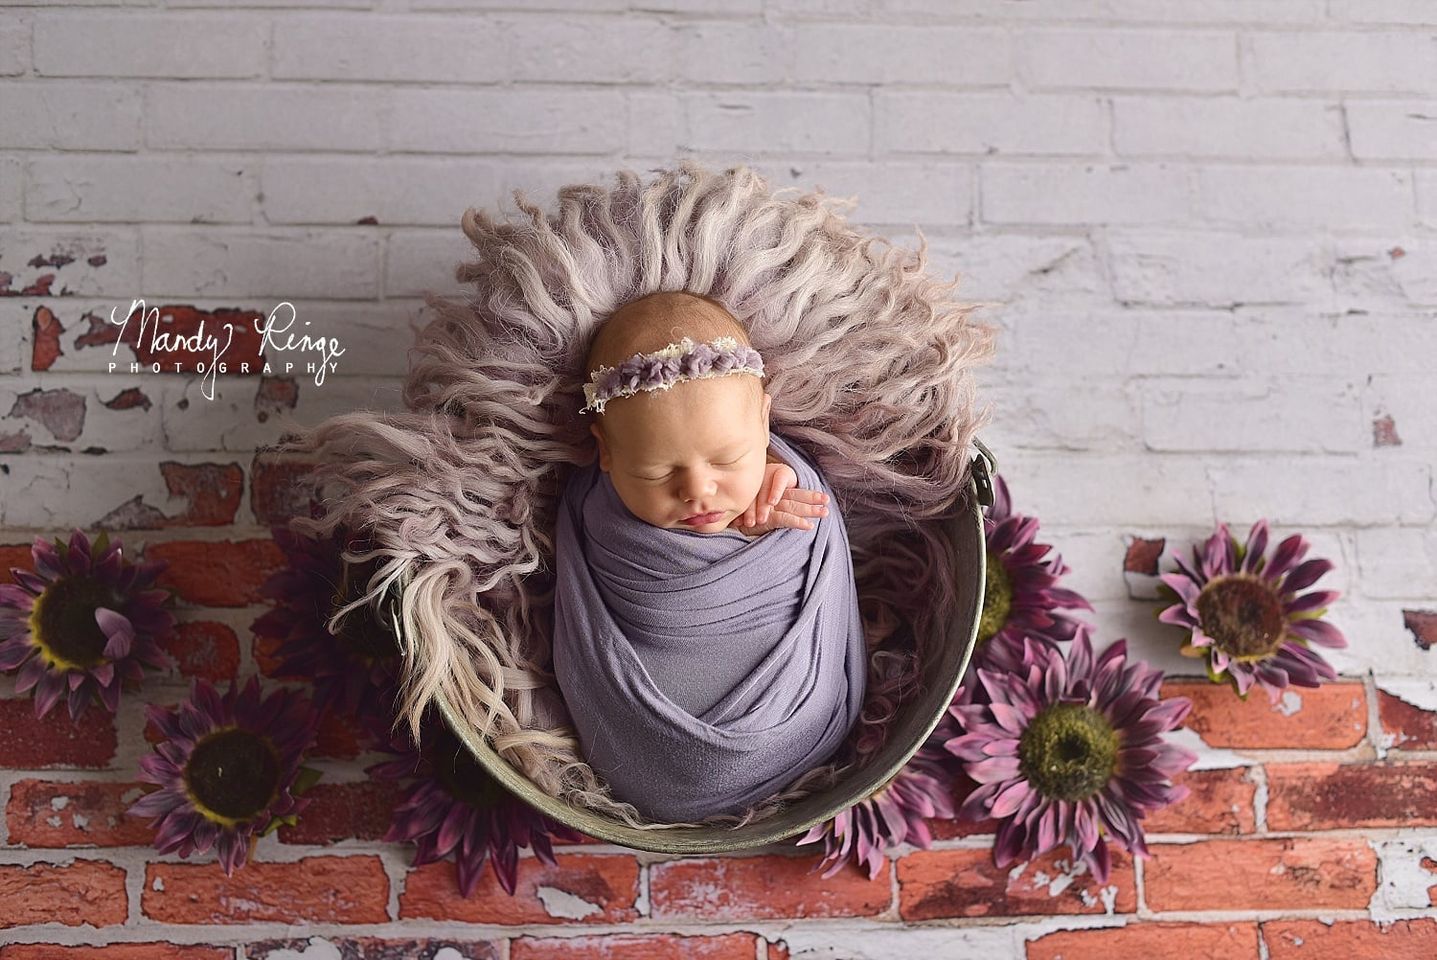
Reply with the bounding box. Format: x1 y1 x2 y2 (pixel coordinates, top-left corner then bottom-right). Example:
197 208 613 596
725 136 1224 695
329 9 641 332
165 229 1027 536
434 439 997 854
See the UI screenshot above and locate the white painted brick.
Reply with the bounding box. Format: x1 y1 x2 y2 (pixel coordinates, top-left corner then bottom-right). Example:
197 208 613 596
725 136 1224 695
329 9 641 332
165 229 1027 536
792 24 1009 86
629 0 761 11
1357 526 1437 600
751 159 973 227
917 232 1108 304
506 14 673 83
272 14 508 83
0 227 140 297
139 228 381 299
1209 455 1433 526
1139 376 1368 454
626 91 682 157
1230 309 1437 378
1363 374 1437 451
172 0 374 7
1346 100 1437 162
2 376 163 451
26 155 255 223
1113 96 1345 160
0 453 191 529
1329 0 1437 24
260 156 496 226
0 155 20 223
382 228 473 299
681 91 869 154
982 162 1191 226
984 378 1142 451
411 0 625 9
33 13 265 78
0 13 29 76
1243 31 1437 96
1324 598 1436 678
772 0 1324 22
0 82 141 150
387 87 626 154
1193 165 1414 232
875 92 1108 157
289 298 423 377
1019 28 1237 92
774 924 1017 959
1421 171 1437 227
674 21 792 85
1329 238 1437 307
147 84 384 152
1108 231 1329 307
491 160 642 217
991 450 1218 527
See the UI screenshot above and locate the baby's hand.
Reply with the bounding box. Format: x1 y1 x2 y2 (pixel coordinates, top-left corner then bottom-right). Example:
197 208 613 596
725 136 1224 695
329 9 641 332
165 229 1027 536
729 462 830 537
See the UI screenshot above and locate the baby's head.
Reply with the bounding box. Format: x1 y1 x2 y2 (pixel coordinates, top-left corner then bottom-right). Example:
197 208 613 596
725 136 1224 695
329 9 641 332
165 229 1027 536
585 291 771 533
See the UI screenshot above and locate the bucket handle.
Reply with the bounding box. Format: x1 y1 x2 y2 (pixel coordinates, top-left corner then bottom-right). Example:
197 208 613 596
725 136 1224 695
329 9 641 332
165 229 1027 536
971 437 998 508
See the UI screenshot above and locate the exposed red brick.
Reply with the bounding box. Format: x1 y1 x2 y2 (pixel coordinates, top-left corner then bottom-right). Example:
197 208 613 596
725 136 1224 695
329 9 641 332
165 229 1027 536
512 933 761 960
1145 838 1376 912
149 539 285 607
163 620 241 682
245 938 497 960
1265 918 1437 959
0 698 117 769
0 945 231 960
1124 536 1166 574
31 305 63 370
9 387 85 442
249 454 319 525
276 780 401 845
1404 610 1437 650
1266 761 1437 829
159 462 244 526
1372 413 1402 447
1143 766 1257 835
1162 680 1366 749
1027 921 1259 960
75 304 266 373
0 860 128 928
1378 689 1437 750
1 545 38 581
310 707 366 760
7 779 155 847
102 387 152 411
651 854 890 921
766 939 789 960
400 854 640 925
143 856 388 925
897 846 1135 921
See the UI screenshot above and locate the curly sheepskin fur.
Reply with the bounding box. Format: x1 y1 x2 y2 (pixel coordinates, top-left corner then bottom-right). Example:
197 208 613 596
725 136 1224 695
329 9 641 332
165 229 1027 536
278 161 998 830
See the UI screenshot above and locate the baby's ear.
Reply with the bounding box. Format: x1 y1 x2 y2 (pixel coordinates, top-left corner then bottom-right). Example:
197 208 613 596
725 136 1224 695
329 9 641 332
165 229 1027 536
589 423 610 472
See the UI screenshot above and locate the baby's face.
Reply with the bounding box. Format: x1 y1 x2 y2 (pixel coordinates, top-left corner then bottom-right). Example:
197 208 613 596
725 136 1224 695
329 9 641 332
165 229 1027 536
590 376 772 533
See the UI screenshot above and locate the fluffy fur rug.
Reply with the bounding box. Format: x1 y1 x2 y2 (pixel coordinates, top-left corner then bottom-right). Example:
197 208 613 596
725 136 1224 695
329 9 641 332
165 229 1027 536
279 161 997 830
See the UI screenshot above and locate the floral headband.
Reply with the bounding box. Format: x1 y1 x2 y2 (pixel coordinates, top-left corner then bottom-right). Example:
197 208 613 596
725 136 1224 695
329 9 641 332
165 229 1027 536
580 335 765 415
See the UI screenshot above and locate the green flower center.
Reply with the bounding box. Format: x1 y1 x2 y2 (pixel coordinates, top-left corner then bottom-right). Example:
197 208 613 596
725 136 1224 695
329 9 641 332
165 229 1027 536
185 727 281 825
331 561 401 660
30 575 121 671
433 740 505 809
1018 702 1120 802
977 550 1012 645
1195 574 1285 661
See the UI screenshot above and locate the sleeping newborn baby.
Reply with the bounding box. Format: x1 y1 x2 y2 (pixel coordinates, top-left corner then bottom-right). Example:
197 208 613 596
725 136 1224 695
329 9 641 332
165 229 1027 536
551 291 868 822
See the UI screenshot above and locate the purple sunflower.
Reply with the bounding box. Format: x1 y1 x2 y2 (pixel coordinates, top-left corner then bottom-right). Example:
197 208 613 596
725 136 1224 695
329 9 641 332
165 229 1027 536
978 473 1094 668
251 517 402 721
126 675 322 876
945 633 1196 883
0 529 175 720
1156 518 1347 703
365 707 585 897
796 741 957 880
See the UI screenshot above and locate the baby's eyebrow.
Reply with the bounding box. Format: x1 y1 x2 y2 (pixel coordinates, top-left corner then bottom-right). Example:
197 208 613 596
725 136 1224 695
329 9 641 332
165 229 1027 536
636 442 749 467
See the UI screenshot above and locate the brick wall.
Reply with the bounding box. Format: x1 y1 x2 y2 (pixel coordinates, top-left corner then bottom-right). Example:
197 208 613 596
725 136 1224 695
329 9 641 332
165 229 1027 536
2 1 1435 957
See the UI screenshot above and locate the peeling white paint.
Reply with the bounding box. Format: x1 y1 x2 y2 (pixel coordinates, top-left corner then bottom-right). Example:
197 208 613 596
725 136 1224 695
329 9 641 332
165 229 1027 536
50 795 70 811
249 939 343 960
151 876 164 892
1165 726 1250 770
1375 676 1437 712
1099 884 1119 914
1369 837 1437 922
1277 690 1302 716
536 884 602 920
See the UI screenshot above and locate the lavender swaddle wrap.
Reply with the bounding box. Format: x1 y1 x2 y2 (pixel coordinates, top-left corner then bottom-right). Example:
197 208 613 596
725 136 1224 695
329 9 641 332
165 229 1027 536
551 431 867 822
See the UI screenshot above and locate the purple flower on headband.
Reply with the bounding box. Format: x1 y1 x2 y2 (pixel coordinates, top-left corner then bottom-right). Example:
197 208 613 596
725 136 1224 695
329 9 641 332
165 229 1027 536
582 335 764 414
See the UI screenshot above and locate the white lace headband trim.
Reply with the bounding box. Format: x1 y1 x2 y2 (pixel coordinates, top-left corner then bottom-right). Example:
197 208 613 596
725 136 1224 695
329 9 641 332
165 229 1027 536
580 335 766 415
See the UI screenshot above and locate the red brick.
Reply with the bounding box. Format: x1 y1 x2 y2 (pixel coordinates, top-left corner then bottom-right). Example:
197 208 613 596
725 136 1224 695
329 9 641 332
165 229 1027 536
1378 690 1437 750
159 461 244 526
1 946 232 960
149 539 285 607
245 938 497 960
1264 918 1437 959
309 707 366 760
164 620 241 682
650 853 890 921
1026 921 1259 960
400 854 639 925
30 306 62 371
512 933 761 960
7 779 155 846
250 454 319 525
897 846 1136 921
1144 838 1376 912
79 304 267 372
0 698 117 769
1143 767 1257 835
1266 761 1437 829
276 780 401 844
1162 681 1366 749
0 860 128 928
0 544 35 580
143 856 388 924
